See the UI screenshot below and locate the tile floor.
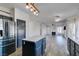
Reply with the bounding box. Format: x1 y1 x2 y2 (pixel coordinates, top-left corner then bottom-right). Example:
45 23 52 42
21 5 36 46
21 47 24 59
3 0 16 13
9 34 69 56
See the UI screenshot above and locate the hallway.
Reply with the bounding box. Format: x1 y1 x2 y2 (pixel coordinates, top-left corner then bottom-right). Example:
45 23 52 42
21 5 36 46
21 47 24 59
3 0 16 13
45 35 69 56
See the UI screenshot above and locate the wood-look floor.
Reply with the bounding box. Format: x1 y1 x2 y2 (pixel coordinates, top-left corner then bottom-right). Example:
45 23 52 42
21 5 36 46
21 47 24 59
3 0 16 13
45 34 69 56
10 34 69 56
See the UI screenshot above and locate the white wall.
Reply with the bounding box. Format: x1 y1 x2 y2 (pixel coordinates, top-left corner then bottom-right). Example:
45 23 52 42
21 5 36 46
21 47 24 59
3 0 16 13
41 24 47 36
14 8 48 39
66 17 76 40
49 25 63 35
14 8 30 39
0 7 48 39
46 26 51 35
51 26 56 32
75 17 79 41
29 19 41 37
43 25 56 35
0 19 3 30
66 16 79 42
47 26 54 35
56 26 64 34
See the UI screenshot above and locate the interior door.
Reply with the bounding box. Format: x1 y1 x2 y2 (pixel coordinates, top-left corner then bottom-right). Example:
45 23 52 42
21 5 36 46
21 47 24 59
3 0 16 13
17 19 26 48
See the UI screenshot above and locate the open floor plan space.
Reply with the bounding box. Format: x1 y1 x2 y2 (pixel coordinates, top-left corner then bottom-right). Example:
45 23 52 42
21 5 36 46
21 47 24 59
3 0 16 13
10 35 68 56
0 3 79 56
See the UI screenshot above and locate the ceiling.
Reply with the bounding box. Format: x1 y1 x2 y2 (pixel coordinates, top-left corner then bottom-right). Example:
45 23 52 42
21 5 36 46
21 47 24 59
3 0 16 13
0 3 79 26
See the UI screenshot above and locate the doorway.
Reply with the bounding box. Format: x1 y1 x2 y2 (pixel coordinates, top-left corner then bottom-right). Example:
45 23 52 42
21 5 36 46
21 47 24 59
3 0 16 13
17 19 26 48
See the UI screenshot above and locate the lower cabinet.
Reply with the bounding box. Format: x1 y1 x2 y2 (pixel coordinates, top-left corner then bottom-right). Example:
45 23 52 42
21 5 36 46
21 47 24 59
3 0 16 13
67 38 71 55
75 51 79 56
2 43 16 56
75 43 79 56
67 38 79 56
70 40 75 56
22 38 46 56
0 39 16 56
42 38 46 54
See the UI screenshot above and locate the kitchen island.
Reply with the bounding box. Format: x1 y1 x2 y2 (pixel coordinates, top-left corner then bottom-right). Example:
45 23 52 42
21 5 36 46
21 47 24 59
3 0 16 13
22 36 46 56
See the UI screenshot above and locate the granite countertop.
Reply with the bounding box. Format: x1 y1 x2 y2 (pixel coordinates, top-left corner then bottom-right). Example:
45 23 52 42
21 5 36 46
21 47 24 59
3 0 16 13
23 36 45 42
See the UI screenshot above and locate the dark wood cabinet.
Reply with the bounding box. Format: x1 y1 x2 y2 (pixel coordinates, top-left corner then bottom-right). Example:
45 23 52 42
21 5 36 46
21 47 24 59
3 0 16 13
67 38 79 56
70 40 75 56
67 38 71 54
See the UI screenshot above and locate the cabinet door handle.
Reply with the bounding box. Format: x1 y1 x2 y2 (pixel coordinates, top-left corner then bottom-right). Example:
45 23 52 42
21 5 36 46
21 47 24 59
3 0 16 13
24 41 25 45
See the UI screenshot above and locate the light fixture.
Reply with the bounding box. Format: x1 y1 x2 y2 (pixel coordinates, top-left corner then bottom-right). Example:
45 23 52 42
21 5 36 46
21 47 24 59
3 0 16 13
33 12 39 16
54 16 61 22
26 3 30 9
33 11 36 15
33 10 39 16
55 18 61 22
26 3 39 16
26 5 29 9
35 13 39 16
30 8 33 12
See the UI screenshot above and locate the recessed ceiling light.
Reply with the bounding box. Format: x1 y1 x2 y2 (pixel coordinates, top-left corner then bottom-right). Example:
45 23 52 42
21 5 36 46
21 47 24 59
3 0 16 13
55 18 61 22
